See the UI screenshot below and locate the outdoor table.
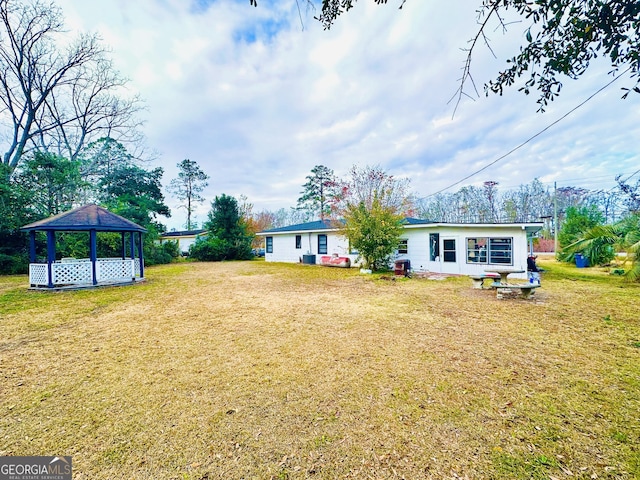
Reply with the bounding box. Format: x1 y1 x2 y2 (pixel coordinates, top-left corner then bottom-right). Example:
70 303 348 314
484 268 525 285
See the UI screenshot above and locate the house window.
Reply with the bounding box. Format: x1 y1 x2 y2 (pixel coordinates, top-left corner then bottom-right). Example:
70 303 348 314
398 239 408 254
466 237 513 265
467 238 488 263
295 235 302 249
489 238 512 265
429 233 439 261
443 239 456 262
318 234 327 255
266 236 273 254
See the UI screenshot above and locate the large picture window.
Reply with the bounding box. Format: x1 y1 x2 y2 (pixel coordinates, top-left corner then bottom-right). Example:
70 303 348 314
489 238 512 265
318 234 327 255
266 236 273 254
467 238 487 263
466 237 512 265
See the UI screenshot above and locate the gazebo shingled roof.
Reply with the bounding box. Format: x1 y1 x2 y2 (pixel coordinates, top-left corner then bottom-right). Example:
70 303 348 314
21 204 146 233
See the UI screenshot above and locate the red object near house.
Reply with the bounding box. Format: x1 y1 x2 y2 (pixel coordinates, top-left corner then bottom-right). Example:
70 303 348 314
394 259 411 276
319 255 351 268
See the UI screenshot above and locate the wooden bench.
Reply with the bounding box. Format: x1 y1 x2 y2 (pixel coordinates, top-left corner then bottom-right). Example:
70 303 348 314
469 273 500 289
495 283 540 299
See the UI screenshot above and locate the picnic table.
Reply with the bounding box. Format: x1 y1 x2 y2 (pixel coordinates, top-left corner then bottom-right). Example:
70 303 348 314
484 268 525 285
484 268 540 299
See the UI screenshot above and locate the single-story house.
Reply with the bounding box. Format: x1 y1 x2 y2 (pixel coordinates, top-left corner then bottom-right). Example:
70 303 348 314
159 229 206 255
257 218 543 279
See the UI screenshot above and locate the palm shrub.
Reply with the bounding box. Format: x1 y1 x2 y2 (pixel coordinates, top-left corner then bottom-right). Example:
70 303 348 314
557 205 614 265
564 214 640 280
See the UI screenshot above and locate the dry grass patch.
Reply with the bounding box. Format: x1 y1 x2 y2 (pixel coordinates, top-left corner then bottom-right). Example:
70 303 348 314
1 259 639 479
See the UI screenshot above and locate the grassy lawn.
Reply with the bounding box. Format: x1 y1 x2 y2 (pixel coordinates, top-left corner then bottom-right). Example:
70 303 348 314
1 258 639 479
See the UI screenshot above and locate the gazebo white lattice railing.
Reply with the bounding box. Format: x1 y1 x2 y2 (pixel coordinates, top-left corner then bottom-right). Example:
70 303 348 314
29 258 141 288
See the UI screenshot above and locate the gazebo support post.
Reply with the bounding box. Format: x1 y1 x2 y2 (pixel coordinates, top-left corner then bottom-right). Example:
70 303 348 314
46 230 56 288
129 233 135 280
138 232 144 279
29 231 36 263
90 229 98 285
129 232 135 261
121 232 126 259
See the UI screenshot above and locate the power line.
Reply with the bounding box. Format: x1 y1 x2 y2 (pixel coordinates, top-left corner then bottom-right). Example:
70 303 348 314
619 168 640 183
425 67 632 198
496 172 636 190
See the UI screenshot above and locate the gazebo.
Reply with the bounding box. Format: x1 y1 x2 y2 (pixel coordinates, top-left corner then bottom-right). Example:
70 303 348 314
21 204 146 289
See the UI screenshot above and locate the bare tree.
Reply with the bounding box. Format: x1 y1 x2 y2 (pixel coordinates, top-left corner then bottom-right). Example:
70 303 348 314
38 58 144 161
418 178 554 224
456 186 484 223
332 164 413 215
271 207 314 228
500 179 551 223
0 0 143 173
482 180 499 222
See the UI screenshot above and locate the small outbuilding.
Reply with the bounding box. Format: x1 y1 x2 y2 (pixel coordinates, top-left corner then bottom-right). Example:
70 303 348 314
21 204 146 289
159 229 206 255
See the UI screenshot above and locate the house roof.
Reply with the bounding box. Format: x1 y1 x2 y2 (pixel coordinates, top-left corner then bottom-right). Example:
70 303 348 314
402 217 435 225
161 229 206 238
259 217 434 234
260 219 340 234
258 217 543 235
402 221 544 235
21 204 147 233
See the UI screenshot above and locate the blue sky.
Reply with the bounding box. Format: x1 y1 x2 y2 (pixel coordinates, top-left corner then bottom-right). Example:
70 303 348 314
57 0 640 230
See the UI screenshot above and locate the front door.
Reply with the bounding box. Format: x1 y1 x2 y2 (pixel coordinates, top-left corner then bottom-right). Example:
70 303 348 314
442 238 456 263
441 237 459 273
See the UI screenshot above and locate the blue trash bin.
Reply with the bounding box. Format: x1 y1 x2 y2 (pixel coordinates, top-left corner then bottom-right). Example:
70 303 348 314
528 271 541 285
575 254 589 268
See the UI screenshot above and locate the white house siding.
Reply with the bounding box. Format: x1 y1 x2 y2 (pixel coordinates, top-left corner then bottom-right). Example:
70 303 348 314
176 236 198 254
402 224 533 279
260 222 540 279
265 230 359 264
394 229 431 272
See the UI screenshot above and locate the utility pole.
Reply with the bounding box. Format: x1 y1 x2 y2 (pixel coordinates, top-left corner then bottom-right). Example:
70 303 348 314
553 182 558 253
